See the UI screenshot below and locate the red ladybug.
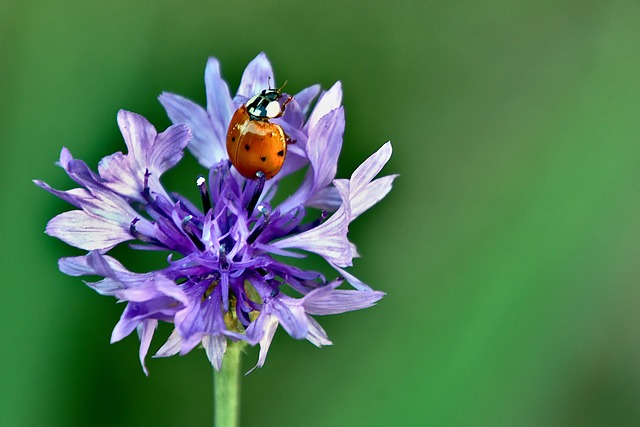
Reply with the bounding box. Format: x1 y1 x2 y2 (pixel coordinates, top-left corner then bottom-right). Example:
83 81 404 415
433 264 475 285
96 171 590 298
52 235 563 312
226 88 292 180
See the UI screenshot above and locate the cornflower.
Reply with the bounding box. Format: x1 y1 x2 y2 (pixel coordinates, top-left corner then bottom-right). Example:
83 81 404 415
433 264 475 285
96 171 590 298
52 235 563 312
35 53 396 376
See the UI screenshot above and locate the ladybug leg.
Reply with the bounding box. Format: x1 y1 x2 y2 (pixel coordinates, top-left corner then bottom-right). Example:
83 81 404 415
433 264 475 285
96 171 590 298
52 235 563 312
274 96 294 119
285 132 296 145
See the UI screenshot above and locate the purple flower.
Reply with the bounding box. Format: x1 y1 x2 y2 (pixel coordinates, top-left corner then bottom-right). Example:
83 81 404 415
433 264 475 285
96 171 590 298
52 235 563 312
36 53 397 374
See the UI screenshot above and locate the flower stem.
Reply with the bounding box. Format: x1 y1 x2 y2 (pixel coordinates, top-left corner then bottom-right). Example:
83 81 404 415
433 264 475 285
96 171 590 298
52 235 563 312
213 342 244 427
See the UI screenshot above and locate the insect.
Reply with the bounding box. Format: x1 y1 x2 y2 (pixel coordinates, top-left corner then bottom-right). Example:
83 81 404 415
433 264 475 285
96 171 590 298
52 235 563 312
226 86 293 180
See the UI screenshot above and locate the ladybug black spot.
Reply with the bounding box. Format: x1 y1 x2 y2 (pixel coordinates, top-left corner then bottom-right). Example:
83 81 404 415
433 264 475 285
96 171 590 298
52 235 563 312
231 136 236 142
277 150 284 157
244 144 250 151
260 156 267 162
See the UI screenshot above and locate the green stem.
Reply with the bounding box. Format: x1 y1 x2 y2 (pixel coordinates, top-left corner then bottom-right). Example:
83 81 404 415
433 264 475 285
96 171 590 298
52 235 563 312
213 341 244 427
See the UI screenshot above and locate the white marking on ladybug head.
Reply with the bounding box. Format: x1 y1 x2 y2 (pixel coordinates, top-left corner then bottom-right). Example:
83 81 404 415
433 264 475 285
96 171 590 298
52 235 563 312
245 94 259 107
265 100 282 118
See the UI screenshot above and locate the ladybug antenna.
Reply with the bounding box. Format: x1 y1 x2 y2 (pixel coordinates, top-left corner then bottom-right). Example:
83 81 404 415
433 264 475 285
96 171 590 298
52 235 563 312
278 80 292 109
267 76 274 90
277 80 288 93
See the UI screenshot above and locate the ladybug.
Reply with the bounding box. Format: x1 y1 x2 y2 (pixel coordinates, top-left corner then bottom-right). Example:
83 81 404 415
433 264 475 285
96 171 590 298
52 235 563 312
226 87 293 180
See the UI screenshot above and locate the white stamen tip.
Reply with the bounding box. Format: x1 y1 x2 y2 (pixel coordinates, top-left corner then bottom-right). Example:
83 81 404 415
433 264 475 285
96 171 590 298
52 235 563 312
196 176 206 186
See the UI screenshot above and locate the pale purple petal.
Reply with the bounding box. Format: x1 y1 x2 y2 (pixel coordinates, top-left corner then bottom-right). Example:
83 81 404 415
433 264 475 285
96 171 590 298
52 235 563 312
303 282 384 315
81 253 184 301
137 320 158 376
254 243 306 258
350 242 361 259
149 122 191 174
271 204 351 266
246 313 279 374
350 141 393 194
305 186 341 211
58 254 106 277
154 329 182 357
111 275 188 344
335 142 397 220
96 152 137 197
114 274 187 304
56 147 102 188
173 286 232 348
330 263 372 291
205 57 235 141
278 95 304 129
179 333 204 356
41 149 154 229
349 174 397 219
268 297 308 339
305 316 332 347
272 179 353 266
294 84 321 115
58 253 129 295
277 107 345 213
173 297 204 340
203 334 227 370
99 111 190 201
237 52 274 98
85 278 127 296
116 109 156 167
33 180 90 209
111 308 139 343
306 81 342 131
159 92 224 168
46 210 132 251
307 107 344 190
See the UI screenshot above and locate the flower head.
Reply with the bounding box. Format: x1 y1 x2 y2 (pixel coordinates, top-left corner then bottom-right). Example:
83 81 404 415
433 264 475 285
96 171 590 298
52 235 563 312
36 53 397 373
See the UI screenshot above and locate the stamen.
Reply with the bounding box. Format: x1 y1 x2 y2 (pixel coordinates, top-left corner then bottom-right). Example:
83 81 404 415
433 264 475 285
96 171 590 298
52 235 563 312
130 217 140 234
142 169 153 203
247 205 270 245
130 217 164 246
181 215 205 251
129 217 146 241
196 176 211 214
139 169 176 223
246 171 266 216
219 245 229 270
291 210 328 234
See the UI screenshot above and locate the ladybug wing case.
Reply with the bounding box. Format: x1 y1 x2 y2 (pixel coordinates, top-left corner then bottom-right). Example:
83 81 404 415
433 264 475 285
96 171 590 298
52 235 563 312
227 107 287 180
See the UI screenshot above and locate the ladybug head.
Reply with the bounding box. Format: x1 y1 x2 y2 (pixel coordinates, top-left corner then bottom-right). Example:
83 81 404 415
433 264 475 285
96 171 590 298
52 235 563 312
260 88 282 103
246 82 292 121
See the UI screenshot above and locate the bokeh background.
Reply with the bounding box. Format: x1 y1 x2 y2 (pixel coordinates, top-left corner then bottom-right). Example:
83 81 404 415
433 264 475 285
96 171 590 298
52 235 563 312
2 0 639 426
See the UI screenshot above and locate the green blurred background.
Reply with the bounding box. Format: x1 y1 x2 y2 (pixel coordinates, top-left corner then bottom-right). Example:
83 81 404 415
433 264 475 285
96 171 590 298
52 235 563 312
1 0 639 425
